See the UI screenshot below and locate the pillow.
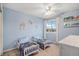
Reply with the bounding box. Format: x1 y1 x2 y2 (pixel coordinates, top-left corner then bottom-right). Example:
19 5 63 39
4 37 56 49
18 36 30 44
30 37 38 42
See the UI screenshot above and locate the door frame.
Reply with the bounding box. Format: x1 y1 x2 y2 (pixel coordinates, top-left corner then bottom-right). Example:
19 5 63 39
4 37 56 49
43 19 58 43
0 4 3 55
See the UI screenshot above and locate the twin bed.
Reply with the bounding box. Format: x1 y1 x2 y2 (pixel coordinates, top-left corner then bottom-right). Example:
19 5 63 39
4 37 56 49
17 37 40 56
19 42 39 56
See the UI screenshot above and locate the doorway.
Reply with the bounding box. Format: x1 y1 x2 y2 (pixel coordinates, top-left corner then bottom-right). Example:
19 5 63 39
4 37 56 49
44 19 57 43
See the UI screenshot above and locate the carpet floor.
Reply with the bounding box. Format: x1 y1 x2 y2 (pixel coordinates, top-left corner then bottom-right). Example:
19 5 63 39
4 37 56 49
3 44 59 56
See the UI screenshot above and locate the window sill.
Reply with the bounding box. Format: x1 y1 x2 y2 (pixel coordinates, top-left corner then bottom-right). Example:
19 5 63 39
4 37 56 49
46 32 56 33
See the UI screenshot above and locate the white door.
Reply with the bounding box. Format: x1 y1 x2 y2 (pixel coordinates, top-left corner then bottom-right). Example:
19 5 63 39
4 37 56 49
0 13 3 55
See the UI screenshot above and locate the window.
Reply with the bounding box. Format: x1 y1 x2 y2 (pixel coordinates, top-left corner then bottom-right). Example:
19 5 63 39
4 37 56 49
46 20 56 32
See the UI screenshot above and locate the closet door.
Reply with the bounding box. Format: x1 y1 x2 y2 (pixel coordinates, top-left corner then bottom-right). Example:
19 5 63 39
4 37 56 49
0 5 3 55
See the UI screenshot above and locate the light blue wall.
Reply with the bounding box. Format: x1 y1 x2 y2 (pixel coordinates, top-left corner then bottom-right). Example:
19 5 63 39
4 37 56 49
58 10 79 41
3 7 43 50
46 33 56 42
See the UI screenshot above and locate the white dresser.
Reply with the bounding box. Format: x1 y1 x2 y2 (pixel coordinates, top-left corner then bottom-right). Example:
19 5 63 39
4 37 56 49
59 35 79 56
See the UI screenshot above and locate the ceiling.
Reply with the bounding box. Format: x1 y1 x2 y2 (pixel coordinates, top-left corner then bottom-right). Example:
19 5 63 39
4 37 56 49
3 3 79 19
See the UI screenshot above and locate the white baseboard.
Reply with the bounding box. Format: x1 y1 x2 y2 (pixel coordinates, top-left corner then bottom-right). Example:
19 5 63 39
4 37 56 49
3 47 17 53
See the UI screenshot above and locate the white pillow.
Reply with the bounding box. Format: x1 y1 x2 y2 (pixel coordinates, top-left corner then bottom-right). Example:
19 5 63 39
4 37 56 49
18 37 30 44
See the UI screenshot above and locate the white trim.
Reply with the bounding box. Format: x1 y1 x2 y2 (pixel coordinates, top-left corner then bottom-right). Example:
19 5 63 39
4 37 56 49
46 32 56 33
1 3 3 55
0 4 3 56
3 47 17 53
56 17 60 43
56 17 58 42
43 20 45 39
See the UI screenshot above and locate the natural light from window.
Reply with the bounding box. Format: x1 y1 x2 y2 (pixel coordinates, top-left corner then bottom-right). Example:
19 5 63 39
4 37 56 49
46 20 56 32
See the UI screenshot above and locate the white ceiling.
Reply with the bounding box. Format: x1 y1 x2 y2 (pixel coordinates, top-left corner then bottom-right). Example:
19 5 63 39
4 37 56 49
3 3 79 19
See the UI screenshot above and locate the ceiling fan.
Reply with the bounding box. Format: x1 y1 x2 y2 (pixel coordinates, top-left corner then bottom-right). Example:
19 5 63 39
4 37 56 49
42 3 62 19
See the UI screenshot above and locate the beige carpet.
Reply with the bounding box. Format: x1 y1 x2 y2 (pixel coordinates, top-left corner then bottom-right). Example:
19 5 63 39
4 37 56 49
3 44 59 56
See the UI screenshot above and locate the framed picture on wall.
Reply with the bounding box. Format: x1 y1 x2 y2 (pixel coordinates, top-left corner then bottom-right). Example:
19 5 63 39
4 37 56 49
64 16 79 28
